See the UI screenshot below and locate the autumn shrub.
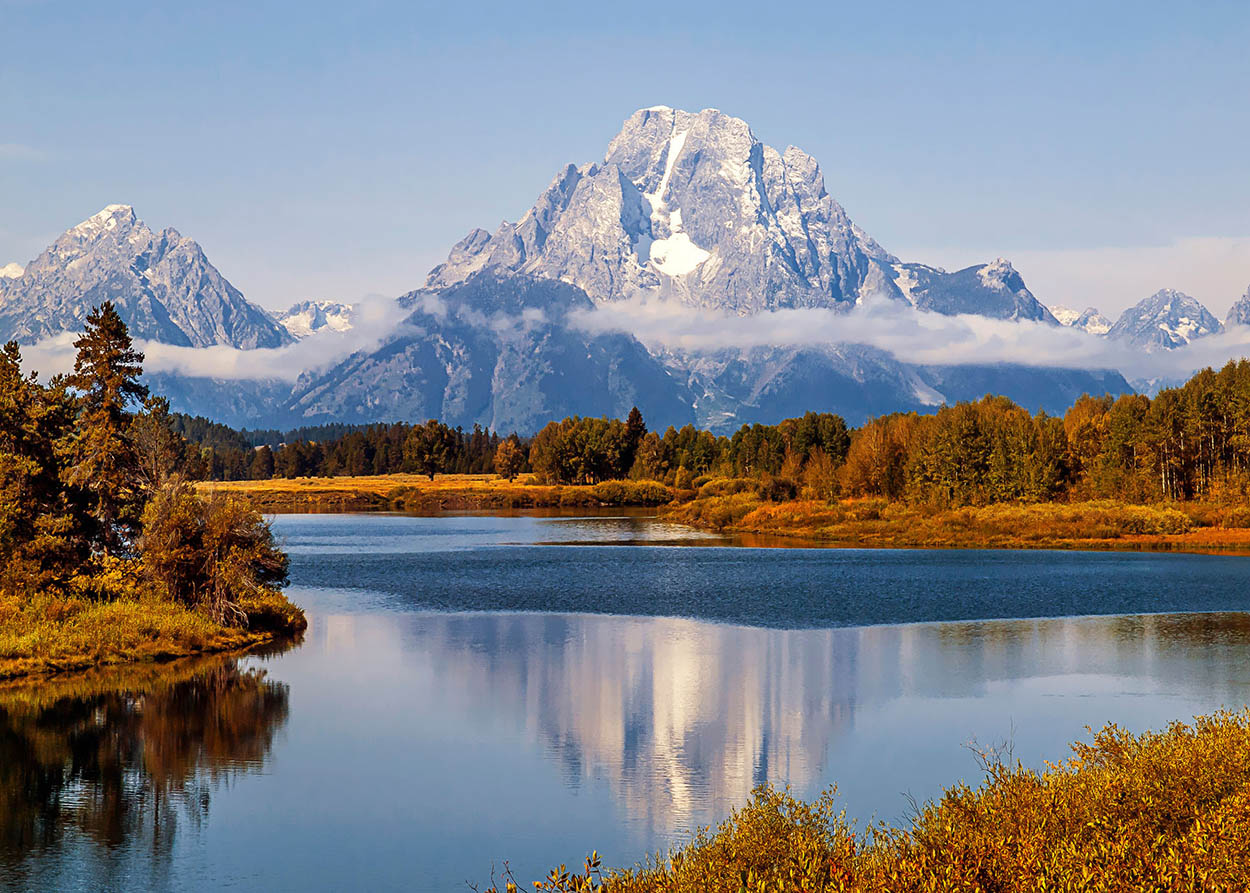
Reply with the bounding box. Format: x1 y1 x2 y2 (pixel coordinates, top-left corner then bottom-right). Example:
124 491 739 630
140 478 289 626
755 474 799 502
666 494 763 530
589 480 672 506
503 710 1250 892
697 477 756 498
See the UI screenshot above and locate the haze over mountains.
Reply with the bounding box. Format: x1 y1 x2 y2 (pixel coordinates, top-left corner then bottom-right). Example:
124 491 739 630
4 107 1248 432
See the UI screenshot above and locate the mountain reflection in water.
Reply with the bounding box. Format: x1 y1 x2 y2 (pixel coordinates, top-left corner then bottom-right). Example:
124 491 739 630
0 653 291 891
388 609 1250 841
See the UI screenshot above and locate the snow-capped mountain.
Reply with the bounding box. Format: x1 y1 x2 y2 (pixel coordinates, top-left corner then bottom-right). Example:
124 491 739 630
0 205 292 349
1051 304 1112 335
428 107 1054 322
1106 289 1222 351
1225 285 1250 328
277 300 355 338
0 263 23 279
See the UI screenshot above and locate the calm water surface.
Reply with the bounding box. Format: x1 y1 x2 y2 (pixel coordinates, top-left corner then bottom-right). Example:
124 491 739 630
5 512 1250 891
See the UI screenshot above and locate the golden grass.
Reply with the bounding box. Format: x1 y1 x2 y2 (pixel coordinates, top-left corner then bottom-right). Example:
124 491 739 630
197 474 673 512
667 496 1250 553
0 589 305 680
505 710 1250 892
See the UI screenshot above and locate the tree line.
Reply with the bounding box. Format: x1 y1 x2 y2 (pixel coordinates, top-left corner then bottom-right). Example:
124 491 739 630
171 358 1250 507
1 303 287 624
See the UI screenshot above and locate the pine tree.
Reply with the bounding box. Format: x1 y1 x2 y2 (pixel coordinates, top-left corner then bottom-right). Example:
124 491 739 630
64 302 149 556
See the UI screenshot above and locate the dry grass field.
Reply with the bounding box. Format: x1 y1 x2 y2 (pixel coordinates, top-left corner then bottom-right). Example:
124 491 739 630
196 474 671 513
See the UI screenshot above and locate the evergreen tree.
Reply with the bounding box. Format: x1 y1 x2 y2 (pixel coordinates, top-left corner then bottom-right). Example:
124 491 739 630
64 303 149 556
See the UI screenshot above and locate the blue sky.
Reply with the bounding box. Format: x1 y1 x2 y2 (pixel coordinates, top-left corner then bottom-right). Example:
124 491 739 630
2 0 1248 314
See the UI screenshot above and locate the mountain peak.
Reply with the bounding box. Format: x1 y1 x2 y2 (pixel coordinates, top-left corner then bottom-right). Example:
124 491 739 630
0 262 23 279
425 106 1055 323
1108 288 1221 351
69 203 137 237
1226 284 1250 328
0 206 292 349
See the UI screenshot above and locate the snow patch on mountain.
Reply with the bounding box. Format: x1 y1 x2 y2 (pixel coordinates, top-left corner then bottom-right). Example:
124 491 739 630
0 263 23 279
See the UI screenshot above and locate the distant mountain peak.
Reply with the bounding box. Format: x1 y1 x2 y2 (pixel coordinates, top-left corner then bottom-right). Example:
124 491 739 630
1226 284 1250 329
0 205 292 349
0 262 23 279
1050 304 1112 335
1107 288 1222 351
277 300 355 338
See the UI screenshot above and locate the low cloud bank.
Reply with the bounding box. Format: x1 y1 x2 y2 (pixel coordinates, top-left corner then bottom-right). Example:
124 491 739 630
570 296 1250 382
22 294 410 383
20 293 1250 390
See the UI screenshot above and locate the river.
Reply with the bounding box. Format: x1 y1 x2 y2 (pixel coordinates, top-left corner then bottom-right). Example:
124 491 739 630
4 511 1250 891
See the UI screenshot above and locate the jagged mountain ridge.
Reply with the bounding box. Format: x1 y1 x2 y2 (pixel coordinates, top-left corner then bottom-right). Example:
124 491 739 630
428 107 1055 322
0 205 292 349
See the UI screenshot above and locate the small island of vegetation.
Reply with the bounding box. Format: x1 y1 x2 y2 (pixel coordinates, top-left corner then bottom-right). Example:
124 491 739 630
0 303 304 680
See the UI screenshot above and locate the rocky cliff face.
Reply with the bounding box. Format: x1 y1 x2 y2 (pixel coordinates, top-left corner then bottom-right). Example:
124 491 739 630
427 108 1055 322
0 205 291 348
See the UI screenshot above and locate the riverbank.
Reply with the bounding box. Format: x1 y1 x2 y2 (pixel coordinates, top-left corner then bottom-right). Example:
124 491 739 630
0 589 305 680
196 474 672 513
202 474 1250 554
665 495 1250 552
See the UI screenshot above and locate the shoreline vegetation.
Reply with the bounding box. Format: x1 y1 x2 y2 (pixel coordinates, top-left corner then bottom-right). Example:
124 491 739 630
0 303 304 681
490 710 1250 892
198 473 1250 554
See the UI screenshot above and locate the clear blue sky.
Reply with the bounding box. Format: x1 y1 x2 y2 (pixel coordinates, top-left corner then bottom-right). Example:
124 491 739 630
2 0 1248 313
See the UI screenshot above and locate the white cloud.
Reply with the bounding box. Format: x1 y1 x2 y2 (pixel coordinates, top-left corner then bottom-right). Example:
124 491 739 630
21 294 411 383
570 296 1250 382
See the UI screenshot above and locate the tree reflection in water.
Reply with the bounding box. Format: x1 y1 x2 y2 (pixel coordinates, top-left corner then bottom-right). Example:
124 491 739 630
0 651 290 887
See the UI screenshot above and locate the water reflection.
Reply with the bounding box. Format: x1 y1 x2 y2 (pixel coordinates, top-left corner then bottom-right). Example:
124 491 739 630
399 610 1250 839
0 653 291 890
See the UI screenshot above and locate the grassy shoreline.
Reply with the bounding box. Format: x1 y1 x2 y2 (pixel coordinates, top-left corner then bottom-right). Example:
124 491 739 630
0 589 306 681
201 474 1250 554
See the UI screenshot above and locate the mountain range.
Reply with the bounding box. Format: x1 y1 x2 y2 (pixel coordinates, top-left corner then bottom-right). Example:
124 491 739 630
5 107 1247 432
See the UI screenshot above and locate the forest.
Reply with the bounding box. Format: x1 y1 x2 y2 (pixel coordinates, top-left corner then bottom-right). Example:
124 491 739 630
181 360 1250 509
